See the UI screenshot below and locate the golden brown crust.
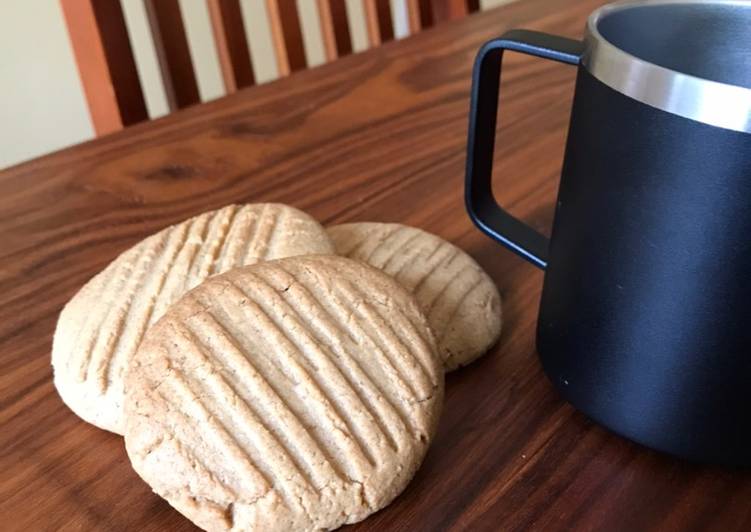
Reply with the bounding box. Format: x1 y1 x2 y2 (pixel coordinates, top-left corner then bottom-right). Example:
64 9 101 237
124 255 443 531
52 203 334 434
327 222 502 371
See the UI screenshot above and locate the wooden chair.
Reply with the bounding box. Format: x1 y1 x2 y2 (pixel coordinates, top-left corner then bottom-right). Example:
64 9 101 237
60 0 481 136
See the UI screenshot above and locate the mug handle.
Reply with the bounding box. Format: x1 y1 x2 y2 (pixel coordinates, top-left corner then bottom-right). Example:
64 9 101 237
465 30 584 269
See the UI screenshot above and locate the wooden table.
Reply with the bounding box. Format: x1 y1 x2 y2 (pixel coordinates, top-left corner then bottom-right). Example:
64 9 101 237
2 0 750 529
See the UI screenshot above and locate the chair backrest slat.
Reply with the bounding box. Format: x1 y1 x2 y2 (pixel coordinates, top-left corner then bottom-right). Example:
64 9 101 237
364 0 394 47
266 0 307 77
407 0 435 33
432 0 469 22
62 0 484 136
416 0 481 28
60 0 147 135
207 0 255 92
144 0 200 110
317 0 352 61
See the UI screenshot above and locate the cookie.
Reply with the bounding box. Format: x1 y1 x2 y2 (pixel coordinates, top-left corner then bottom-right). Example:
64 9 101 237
52 203 334 434
124 255 443 531
327 223 501 371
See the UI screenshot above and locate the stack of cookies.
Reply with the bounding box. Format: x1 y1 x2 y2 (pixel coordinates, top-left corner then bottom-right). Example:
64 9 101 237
52 203 502 532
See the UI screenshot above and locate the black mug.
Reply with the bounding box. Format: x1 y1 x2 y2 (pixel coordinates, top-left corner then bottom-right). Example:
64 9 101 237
465 0 751 466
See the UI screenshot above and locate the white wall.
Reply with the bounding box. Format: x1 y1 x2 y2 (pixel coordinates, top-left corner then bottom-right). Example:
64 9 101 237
0 0 513 169
0 0 94 168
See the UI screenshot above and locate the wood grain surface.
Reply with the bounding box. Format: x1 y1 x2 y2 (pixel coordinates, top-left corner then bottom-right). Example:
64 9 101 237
2 0 750 530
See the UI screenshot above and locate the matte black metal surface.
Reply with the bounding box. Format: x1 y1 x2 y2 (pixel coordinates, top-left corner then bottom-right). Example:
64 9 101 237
538 68 751 465
465 30 583 268
466 28 751 466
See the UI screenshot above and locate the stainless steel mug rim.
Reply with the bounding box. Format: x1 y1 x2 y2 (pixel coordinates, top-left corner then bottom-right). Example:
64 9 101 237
582 0 751 133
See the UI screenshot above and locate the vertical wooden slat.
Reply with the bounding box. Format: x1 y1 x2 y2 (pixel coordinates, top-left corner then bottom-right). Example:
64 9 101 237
266 0 306 77
432 0 469 22
364 0 394 47
207 0 255 92
407 0 435 32
60 0 147 135
317 0 352 61
144 0 200 110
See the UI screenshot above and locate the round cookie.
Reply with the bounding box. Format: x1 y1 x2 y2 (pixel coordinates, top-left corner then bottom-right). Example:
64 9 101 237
327 222 502 371
124 255 443 532
52 203 334 435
